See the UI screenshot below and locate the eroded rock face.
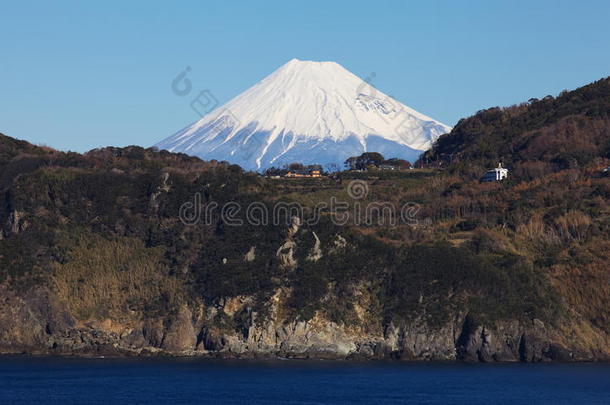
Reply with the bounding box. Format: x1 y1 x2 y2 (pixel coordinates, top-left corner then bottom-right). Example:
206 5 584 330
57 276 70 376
149 172 171 215
0 284 602 361
0 285 75 352
389 321 459 361
276 216 301 270
3 210 29 235
244 246 256 262
0 286 49 351
142 318 165 348
454 316 576 362
161 306 197 352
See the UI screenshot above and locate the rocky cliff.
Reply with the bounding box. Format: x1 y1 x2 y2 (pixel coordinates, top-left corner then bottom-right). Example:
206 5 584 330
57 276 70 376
1 282 607 361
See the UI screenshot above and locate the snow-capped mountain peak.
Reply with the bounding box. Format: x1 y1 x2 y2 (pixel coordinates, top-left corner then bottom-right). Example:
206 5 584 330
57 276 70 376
156 59 451 171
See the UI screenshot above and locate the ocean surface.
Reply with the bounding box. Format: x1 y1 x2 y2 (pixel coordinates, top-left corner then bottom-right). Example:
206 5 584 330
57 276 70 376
0 357 609 404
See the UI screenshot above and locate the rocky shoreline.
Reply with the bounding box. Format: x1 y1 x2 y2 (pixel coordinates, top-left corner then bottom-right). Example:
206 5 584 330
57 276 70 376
2 285 607 363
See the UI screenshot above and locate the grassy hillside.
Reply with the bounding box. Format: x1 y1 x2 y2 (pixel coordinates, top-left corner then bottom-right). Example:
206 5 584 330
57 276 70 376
0 78 609 359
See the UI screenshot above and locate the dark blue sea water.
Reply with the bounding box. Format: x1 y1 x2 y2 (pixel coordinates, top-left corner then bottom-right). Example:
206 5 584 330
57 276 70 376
1 357 609 404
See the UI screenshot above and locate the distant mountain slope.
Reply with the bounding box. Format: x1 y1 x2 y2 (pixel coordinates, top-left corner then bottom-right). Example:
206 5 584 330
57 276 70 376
419 77 610 177
156 59 451 170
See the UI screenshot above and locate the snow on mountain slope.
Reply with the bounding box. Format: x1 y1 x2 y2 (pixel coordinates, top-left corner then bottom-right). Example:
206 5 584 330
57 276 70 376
155 59 451 171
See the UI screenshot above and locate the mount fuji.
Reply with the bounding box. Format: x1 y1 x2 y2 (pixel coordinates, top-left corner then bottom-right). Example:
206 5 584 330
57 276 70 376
155 59 451 171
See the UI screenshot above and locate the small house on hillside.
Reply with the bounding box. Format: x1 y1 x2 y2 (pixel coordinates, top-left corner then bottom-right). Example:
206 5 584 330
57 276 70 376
481 163 509 182
284 168 322 178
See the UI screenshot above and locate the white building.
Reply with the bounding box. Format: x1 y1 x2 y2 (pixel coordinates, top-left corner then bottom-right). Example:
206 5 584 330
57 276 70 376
481 163 509 182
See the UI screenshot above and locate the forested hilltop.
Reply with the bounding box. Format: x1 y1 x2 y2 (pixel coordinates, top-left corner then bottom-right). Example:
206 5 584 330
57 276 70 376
419 77 610 178
0 77 608 361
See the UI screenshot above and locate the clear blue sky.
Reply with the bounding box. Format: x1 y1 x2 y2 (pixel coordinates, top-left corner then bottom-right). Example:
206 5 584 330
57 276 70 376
1 0 609 152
